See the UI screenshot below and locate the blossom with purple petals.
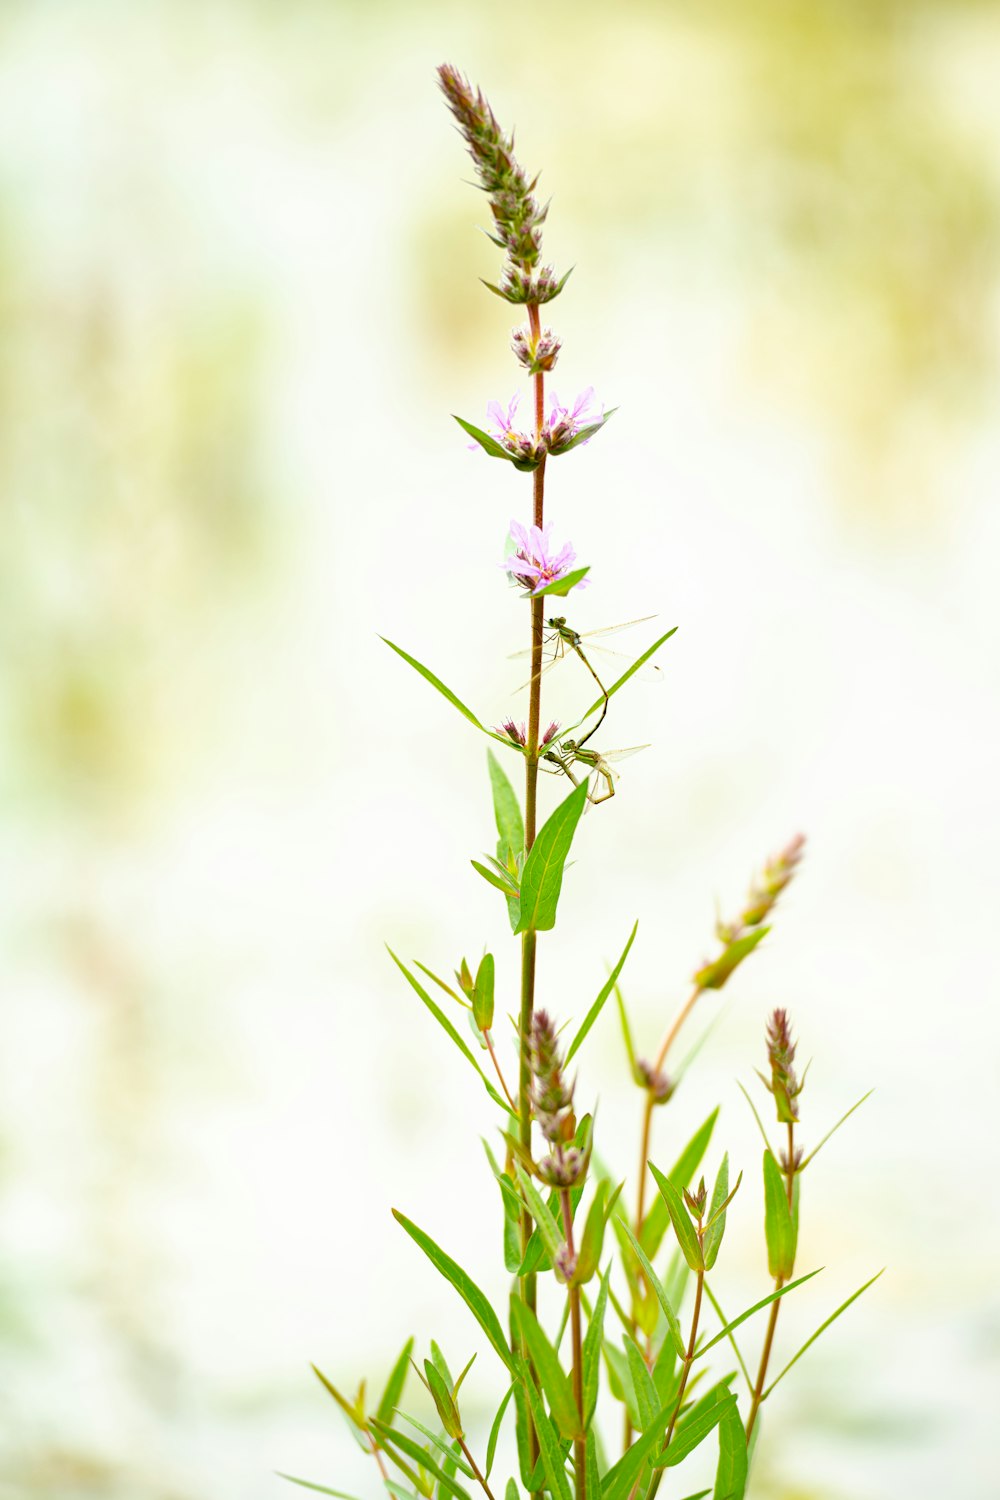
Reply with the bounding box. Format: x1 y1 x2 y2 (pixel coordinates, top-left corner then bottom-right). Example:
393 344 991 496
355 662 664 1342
484 394 540 464
545 387 604 454
502 520 585 596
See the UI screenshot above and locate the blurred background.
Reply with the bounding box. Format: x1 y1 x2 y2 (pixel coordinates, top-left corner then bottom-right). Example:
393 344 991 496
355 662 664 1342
1 1 998 1496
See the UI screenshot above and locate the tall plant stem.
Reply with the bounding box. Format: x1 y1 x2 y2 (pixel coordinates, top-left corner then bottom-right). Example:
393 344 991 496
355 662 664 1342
518 299 548 1493
560 1190 587 1500
746 1120 796 1444
643 1251 705 1500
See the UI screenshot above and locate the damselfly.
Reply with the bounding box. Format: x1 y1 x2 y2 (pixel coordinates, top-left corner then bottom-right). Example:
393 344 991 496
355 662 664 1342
512 615 661 746
542 738 649 805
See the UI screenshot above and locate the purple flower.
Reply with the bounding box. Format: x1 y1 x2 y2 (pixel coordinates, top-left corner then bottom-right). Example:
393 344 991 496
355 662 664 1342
483 394 540 463
545 387 604 454
502 520 586 596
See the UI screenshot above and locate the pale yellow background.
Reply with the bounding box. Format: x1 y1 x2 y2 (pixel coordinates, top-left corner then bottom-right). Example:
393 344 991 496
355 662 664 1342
1 2 998 1498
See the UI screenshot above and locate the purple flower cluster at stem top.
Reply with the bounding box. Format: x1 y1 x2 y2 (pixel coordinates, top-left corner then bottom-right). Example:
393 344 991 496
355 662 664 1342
503 520 585 596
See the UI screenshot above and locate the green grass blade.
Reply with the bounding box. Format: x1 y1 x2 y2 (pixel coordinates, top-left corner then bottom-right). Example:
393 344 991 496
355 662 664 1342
600 1402 672 1500
762 1269 885 1399
514 780 588 934
625 1334 658 1432
566 921 638 1064
614 981 638 1078
391 1210 515 1373
372 1421 472 1500
658 1388 736 1469
523 1378 573 1500
582 1269 610 1425
699 1281 752 1392
800 1090 875 1169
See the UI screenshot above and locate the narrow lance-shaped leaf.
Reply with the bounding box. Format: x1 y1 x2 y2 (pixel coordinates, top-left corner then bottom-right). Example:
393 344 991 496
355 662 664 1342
582 1268 610 1425
578 625 679 722
566 921 638 1064
575 1180 623 1286
473 952 495 1032
613 1213 687 1361
513 1161 564 1265
453 414 540 470
641 1108 720 1260
762 1269 885 1399
510 1297 582 1442
391 1210 515 1372
625 1334 658 1432
371 1420 472 1500
615 981 638 1079
600 1402 673 1500
393 1410 475 1477
521 1378 573 1500
712 1396 748 1500
694 927 770 991
376 1336 415 1424
694 1267 823 1360
703 1158 743 1272
387 949 512 1116
485 1384 514 1479
648 1161 704 1271
762 1150 796 1281
382 637 502 738
533 566 591 598
276 1478 365 1500
514 779 588 934
657 1385 737 1470
487 749 524 861
800 1089 875 1169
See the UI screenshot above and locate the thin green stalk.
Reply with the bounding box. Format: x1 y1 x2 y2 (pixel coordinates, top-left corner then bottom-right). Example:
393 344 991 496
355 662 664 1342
644 1227 705 1500
458 1437 498 1500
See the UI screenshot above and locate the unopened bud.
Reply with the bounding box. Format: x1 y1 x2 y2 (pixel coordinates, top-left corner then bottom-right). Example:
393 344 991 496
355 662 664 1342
636 1058 675 1104
684 1175 708 1220
511 323 561 375
554 1243 577 1284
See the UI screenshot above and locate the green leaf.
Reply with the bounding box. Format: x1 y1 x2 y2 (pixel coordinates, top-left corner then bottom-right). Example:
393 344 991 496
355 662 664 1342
702 1156 735 1272
473 953 495 1033
512 1381 533 1490
585 1428 602 1500
387 950 512 1116
422 1360 463 1440
762 1151 796 1281
735 1081 774 1155
582 1269 610 1425
712 1396 748 1500
579 626 678 722
514 780 588 934
485 1384 514 1479
505 1482 520 1500
762 1269 885 1399
310 1365 364 1429
394 1411 475 1477
648 1163 704 1271
513 1162 564 1265
377 1336 415 1425
453 414 540 469
600 1402 672 1500
532 566 591 599
488 750 524 861
382 637 501 737
549 408 617 457
391 1210 515 1372
510 1299 582 1442
614 982 638 1078
276 1477 364 1500
658 1384 736 1469
483 1142 522 1274
522 1377 573 1500
694 928 769 991
624 1335 658 1432
471 859 519 897
613 1214 686 1361
576 1181 623 1286
699 1281 752 1392
372 1421 472 1500
694 1268 822 1360
566 922 638 1064
641 1109 719 1260
800 1090 875 1169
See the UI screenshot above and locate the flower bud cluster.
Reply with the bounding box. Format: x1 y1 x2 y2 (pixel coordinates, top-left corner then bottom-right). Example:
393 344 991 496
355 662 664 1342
761 1007 804 1123
721 834 806 940
635 1057 675 1105
512 323 561 375
437 65 568 307
530 1010 586 1188
683 1176 708 1220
